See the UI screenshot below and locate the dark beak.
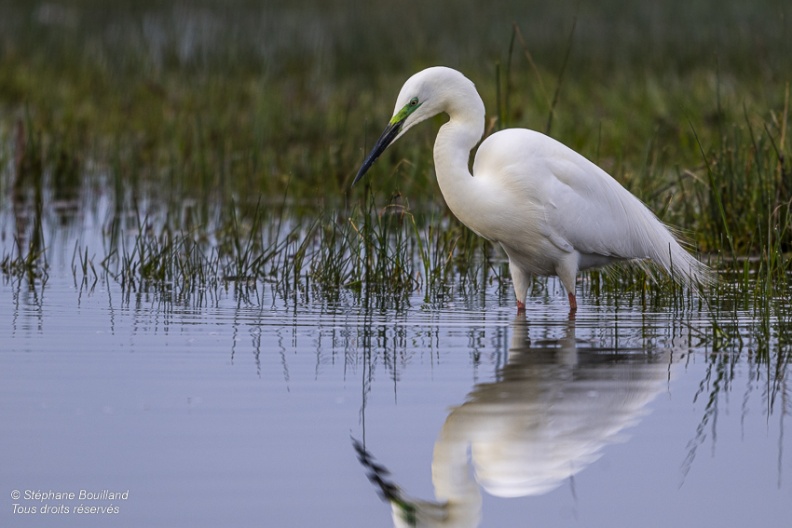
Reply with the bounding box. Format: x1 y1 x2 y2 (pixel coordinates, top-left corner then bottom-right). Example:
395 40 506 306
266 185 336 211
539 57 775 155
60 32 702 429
352 120 403 186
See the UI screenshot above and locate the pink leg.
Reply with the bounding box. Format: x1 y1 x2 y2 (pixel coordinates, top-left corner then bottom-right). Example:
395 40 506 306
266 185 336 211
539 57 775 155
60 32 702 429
516 300 526 313
568 292 578 312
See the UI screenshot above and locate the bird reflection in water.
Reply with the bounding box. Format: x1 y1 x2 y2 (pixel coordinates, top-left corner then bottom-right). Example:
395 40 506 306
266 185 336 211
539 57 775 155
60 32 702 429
355 315 681 527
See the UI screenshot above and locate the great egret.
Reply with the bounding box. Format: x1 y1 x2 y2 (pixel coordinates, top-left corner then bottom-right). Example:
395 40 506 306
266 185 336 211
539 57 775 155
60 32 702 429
353 66 709 311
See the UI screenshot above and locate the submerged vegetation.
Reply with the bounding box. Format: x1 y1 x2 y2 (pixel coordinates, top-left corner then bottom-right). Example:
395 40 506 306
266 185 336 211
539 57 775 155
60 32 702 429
0 0 790 324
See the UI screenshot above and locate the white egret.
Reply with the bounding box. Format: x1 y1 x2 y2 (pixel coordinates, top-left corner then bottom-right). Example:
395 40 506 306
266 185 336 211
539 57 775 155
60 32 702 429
354 67 710 311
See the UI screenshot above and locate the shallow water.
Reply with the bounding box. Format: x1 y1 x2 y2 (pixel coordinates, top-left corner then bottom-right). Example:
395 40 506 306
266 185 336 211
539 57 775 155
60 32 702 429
1 264 790 527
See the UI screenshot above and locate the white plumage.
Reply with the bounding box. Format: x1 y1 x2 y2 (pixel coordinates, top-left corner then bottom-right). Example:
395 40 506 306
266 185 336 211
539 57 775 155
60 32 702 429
354 66 710 311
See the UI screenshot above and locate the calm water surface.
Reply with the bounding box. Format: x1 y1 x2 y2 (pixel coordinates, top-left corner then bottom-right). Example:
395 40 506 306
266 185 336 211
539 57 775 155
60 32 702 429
2 264 790 527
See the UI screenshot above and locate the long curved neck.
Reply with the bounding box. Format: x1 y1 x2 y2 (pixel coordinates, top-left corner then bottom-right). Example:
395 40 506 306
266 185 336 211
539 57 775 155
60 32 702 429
433 93 485 219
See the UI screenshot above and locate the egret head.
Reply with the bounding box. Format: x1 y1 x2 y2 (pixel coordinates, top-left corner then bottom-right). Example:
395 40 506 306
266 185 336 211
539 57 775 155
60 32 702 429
352 67 458 186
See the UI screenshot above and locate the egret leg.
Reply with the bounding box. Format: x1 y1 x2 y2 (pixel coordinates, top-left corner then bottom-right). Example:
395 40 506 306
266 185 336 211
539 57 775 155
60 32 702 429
567 292 577 312
507 257 531 311
556 254 579 312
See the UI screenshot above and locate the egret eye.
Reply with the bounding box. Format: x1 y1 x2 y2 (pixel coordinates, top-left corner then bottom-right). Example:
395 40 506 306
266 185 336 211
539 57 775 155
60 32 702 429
409 97 419 106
